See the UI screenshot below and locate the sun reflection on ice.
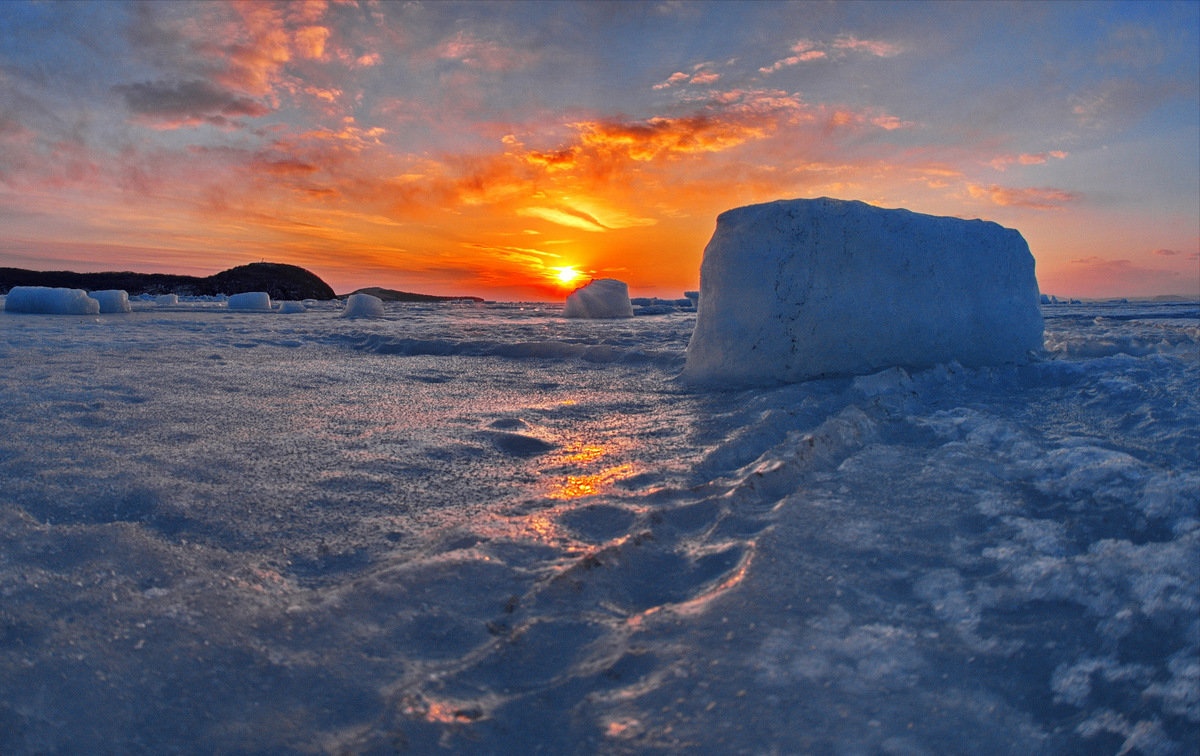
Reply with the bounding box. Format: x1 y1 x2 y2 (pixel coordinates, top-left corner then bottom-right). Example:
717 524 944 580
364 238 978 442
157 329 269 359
548 464 634 500
474 439 638 552
546 440 634 500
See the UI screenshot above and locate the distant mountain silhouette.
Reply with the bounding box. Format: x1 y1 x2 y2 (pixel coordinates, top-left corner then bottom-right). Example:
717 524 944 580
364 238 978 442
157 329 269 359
0 263 336 301
347 286 483 303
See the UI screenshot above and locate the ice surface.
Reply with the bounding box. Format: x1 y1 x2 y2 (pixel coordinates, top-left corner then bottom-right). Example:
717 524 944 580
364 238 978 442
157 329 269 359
564 278 634 318
4 285 101 314
685 197 1044 385
226 291 272 311
89 289 131 313
0 299 1195 754
343 291 385 318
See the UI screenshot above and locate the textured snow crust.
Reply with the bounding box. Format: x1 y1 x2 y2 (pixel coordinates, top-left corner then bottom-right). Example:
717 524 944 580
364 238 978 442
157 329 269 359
0 299 1194 754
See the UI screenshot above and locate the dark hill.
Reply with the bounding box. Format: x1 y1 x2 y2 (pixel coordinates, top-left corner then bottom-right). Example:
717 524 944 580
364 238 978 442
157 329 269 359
0 263 336 301
348 286 484 303
207 263 335 300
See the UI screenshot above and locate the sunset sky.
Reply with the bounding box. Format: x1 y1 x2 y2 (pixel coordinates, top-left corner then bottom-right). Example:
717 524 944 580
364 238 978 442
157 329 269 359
1 1 1197 300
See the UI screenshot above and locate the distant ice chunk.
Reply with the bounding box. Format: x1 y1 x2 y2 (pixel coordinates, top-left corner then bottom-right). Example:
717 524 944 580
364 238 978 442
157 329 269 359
343 292 385 318
155 294 178 306
5 286 100 315
227 291 273 311
89 290 131 313
277 301 307 314
564 278 633 319
684 198 1044 385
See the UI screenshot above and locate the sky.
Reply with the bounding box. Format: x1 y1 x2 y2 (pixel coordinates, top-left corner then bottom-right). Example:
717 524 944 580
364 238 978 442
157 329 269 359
1 1 1197 301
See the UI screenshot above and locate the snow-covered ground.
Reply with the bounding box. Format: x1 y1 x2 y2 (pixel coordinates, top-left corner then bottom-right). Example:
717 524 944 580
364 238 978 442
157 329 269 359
0 299 1196 754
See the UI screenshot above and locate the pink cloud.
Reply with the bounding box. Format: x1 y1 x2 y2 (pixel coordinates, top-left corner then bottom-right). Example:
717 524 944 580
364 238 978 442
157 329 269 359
436 31 536 71
989 150 1069 170
967 183 1081 210
832 35 903 57
759 35 893 75
653 72 691 89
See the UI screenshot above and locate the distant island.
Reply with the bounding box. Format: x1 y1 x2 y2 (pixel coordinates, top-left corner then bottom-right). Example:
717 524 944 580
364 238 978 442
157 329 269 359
0 263 482 304
344 286 484 303
0 262 336 301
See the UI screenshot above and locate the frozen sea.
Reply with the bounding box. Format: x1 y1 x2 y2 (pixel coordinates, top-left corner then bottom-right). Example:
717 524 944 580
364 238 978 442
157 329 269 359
0 298 1197 755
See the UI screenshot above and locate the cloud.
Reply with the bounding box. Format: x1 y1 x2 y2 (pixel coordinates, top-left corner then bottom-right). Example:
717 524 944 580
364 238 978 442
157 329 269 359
988 150 1069 170
436 30 536 71
574 114 768 161
517 202 656 232
114 79 272 128
293 25 331 60
216 2 293 95
250 157 319 176
653 69 719 89
1152 248 1183 256
518 206 608 232
653 72 691 89
966 183 1081 210
832 35 904 58
759 35 897 75
759 40 828 73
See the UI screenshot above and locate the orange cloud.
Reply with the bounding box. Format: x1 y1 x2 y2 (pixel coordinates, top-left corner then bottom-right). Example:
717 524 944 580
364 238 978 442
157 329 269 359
517 206 608 232
217 1 293 95
293 25 331 60
575 115 767 161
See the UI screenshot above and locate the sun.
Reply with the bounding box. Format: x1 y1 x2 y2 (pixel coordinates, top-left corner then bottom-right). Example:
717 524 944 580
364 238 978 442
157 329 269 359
550 266 585 287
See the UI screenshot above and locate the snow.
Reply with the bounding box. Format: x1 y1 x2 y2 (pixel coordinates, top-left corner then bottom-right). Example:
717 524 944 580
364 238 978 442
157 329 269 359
564 278 634 318
227 291 272 311
89 289 132 313
684 198 1044 385
343 292 385 318
0 298 1195 754
4 285 100 314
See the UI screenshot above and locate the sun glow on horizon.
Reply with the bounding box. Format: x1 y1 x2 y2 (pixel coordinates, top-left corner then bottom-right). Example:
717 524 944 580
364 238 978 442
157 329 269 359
550 266 585 287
